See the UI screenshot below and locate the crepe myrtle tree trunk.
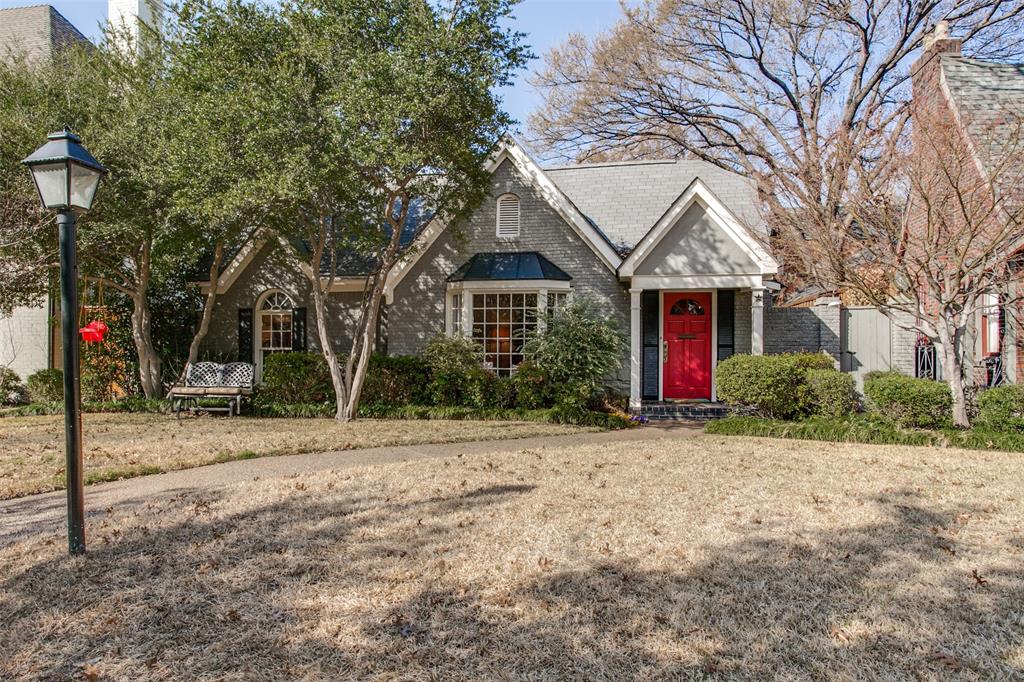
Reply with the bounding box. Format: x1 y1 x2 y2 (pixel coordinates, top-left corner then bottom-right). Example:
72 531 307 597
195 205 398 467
297 213 354 422
179 240 225 383
336 193 410 422
131 290 162 399
935 317 971 429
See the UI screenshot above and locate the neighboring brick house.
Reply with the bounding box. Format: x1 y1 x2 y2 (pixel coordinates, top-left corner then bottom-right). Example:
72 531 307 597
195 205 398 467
199 138 851 416
907 23 1024 386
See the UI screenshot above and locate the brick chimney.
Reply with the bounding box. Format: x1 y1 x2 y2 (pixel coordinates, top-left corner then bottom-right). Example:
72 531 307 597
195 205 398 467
910 21 963 125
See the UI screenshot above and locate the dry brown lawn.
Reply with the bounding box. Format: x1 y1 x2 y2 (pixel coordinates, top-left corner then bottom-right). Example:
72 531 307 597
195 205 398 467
0 413 586 499
1 434 1023 680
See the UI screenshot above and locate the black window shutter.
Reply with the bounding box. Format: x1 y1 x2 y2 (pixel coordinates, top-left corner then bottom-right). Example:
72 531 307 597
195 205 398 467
292 307 307 351
717 290 735 361
238 308 254 363
641 291 660 400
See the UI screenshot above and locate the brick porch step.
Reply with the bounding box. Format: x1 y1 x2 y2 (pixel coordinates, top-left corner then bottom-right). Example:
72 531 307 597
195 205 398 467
636 401 729 421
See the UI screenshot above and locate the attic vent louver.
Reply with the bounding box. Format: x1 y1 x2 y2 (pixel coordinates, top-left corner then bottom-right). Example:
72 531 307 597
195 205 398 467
496 194 520 238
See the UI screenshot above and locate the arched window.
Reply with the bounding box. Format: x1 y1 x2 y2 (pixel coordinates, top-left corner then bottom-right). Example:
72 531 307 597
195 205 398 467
256 290 294 377
496 193 521 238
670 298 705 316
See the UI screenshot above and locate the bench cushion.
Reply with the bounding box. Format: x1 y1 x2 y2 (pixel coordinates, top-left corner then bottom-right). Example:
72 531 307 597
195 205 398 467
170 386 252 397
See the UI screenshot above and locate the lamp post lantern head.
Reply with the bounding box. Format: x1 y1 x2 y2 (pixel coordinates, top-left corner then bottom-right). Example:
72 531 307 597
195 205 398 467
21 128 107 213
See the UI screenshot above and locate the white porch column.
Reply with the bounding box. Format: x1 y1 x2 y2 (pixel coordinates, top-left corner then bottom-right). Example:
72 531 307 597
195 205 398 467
630 288 643 410
751 287 766 355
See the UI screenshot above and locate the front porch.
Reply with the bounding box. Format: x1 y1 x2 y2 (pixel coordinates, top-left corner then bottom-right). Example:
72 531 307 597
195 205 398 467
627 284 770 411
614 176 780 412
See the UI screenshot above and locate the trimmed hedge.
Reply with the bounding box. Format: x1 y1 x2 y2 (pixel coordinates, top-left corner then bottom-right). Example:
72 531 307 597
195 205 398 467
0 397 169 417
258 352 332 405
254 401 633 429
715 352 840 419
805 369 857 418
27 368 63 403
863 372 952 429
976 384 1024 432
705 414 1024 453
362 354 431 407
422 335 485 406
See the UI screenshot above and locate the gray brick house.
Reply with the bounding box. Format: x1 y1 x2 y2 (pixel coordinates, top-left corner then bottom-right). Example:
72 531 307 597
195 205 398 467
200 138 849 412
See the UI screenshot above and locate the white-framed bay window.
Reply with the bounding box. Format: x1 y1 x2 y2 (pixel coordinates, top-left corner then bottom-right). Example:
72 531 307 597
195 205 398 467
446 281 572 376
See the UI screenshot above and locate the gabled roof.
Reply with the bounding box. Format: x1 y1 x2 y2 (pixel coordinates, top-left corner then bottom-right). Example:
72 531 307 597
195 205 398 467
942 57 1024 170
384 137 624 301
447 252 571 282
545 158 768 250
618 176 778 278
939 54 1024 226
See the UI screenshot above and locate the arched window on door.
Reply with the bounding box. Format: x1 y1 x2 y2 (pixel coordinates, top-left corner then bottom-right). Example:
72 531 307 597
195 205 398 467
669 298 705 316
256 290 294 378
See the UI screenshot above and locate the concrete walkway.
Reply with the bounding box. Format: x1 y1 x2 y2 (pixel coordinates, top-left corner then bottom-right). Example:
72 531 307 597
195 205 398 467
0 423 700 546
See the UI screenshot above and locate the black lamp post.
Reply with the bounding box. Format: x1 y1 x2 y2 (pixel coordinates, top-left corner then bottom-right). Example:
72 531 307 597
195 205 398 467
22 128 107 555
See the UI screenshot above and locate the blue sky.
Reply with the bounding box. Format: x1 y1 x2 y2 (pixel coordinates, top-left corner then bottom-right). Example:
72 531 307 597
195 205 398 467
1 0 626 132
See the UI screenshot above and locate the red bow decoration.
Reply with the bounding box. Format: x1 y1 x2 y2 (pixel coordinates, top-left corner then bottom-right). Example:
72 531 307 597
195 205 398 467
79 320 108 343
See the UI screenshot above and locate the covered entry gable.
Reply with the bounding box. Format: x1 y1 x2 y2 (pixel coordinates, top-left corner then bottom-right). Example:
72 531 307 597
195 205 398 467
618 177 778 283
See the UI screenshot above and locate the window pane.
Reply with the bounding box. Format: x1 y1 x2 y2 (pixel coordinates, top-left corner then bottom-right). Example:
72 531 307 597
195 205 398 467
464 289 540 375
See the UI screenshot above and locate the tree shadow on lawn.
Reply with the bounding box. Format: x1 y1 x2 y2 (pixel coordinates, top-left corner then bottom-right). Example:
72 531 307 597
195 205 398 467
1 485 1021 680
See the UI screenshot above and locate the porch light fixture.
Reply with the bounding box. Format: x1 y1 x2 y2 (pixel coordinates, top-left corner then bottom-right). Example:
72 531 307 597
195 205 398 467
22 128 107 556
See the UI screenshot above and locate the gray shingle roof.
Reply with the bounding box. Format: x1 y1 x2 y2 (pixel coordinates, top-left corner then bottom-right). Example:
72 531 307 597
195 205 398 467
0 5 89 64
941 56 1024 172
544 159 766 250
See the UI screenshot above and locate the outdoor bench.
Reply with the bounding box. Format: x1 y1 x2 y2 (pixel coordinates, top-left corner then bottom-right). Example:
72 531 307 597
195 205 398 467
168 362 254 418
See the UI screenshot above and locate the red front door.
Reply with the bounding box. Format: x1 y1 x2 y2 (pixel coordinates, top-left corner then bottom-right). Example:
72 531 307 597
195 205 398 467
663 292 712 400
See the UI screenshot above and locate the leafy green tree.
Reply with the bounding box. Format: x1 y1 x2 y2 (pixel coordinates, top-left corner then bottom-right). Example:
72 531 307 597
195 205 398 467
0 30 191 398
173 0 528 421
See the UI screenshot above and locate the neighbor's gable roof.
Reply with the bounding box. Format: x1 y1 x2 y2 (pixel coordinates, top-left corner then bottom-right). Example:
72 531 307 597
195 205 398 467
939 55 1024 228
941 56 1024 162
0 5 89 63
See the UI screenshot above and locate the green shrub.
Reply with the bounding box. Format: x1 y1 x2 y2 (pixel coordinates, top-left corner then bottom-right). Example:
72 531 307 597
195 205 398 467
27 368 63 403
355 403 634 429
806 368 857 418
863 372 952 429
705 414 933 446
258 352 332 405
0 366 27 405
716 353 833 419
423 334 483 406
976 385 1024 432
461 366 512 409
361 354 431 406
525 300 623 412
510 359 552 409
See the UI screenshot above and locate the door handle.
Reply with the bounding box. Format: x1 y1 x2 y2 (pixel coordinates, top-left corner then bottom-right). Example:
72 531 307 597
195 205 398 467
662 340 668 363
